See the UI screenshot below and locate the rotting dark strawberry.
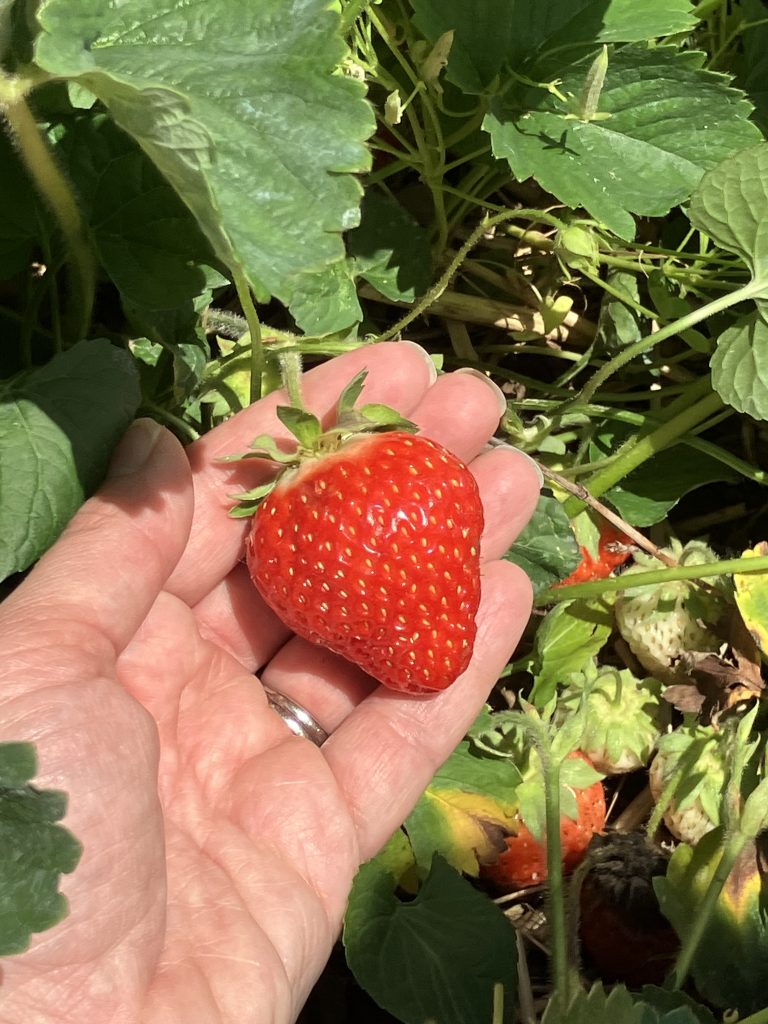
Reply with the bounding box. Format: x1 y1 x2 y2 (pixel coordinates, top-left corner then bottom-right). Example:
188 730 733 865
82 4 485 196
227 372 485 694
578 832 678 987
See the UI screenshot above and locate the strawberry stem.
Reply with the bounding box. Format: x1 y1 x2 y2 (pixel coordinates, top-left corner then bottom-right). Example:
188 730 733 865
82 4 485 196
521 717 573 1011
1 80 95 347
231 265 265 404
277 347 307 412
536 552 768 606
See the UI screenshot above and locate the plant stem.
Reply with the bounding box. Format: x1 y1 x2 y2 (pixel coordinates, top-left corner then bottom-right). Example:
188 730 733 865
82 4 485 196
143 403 200 442
542 747 570 1010
535 554 768 606
231 265 265 404
373 207 565 342
1 85 95 344
277 347 306 411
562 279 764 410
562 388 724 517
514 396 768 486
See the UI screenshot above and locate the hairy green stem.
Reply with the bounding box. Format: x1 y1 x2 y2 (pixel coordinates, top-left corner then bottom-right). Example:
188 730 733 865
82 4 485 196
143 403 200 442
536 554 768 607
513 396 768 487
562 387 724 517
373 208 564 342
231 265 265 404
1 85 95 344
563 279 764 411
542 746 570 1009
277 347 306 411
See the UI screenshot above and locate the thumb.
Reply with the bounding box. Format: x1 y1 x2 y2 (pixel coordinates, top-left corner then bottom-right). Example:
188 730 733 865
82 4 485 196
0 419 194 680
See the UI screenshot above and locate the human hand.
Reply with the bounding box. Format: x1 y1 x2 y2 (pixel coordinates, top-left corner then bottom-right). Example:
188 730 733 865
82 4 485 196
0 343 540 1023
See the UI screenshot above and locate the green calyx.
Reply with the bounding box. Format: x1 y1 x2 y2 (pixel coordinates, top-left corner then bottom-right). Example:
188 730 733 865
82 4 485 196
557 664 666 775
223 370 418 517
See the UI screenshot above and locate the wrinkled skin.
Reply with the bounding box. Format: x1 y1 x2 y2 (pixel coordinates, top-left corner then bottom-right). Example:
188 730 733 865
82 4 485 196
0 344 539 1024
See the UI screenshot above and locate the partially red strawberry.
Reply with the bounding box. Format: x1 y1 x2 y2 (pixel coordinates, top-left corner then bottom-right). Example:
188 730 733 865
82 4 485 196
228 372 484 694
556 522 633 587
481 753 606 889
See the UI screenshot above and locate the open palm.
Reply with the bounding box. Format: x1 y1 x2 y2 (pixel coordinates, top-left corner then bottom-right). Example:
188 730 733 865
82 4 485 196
0 344 539 1023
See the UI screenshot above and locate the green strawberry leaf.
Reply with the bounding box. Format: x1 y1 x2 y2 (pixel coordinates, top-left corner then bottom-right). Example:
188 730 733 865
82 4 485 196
531 599 613 705
541 982 714 1024
486 46 760 239
275 407 322 448
0 742 82 956
284 259 362 337
54 114 217 312
409 0 697 95
504 493 581 595
33 0 374 300
636 988 718 1024
0 339 140 582
688 144 768 301
347 191 432 303
596 271 644 351
654 831 768 1015
709 313 768 421
687 145 768 417
591 424 739 527
344 852 518 1024
405 740 520 875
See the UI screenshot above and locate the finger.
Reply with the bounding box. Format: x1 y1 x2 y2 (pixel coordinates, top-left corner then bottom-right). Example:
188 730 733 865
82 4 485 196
408 368 507 460
0 421 193 690
322 560 533 861
260 636 375 732
117 590 288 801
166 341 438 605
471 445 542 560
192 563 291 667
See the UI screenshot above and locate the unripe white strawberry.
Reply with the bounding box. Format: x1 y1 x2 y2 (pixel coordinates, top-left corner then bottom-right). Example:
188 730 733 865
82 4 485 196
557 665 666 774
615 539 731 684
649 722 727 844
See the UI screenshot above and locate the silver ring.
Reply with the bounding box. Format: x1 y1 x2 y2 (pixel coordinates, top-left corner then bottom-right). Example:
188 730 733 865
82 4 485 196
263 686 329 747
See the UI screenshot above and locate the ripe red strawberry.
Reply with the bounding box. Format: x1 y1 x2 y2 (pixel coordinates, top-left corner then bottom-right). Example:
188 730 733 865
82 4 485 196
229 373 484 694
556 522 633 587
481 753 606 889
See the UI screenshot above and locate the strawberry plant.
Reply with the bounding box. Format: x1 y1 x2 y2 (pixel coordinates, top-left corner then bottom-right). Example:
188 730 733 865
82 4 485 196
5 0 768 1021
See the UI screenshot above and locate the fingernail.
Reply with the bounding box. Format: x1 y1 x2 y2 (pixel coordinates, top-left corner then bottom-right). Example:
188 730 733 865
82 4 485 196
488 439 545 489
108 418 164 478
397 340 438 384
454 367 507 418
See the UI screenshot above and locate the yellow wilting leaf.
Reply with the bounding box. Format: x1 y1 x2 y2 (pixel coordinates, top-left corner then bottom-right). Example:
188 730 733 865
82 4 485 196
734 542 768 654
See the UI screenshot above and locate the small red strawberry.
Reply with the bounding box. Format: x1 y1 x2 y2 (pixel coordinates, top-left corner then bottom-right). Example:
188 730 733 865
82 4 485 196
557 522 633 587
228 372 484 694
481 752 607 889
